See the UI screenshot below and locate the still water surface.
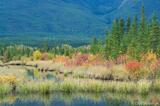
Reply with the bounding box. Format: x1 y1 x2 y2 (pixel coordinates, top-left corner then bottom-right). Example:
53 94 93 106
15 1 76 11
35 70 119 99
0 92 159 106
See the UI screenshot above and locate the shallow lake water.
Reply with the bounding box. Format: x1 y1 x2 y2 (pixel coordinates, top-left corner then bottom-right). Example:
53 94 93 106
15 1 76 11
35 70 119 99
0 92 159 106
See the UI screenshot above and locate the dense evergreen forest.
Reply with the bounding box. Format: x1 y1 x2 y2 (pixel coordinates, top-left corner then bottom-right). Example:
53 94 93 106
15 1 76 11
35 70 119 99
100 5 160 59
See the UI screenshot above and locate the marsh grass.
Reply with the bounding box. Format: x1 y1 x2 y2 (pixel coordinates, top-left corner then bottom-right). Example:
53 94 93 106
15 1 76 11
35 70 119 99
17 82 38 94
17 81 55 94
137 80 151 95
59 79 77 93
58 79 156 94
151 80 160 92
107 82 136 94
39 81 55 94
0 84 11 95
0 78 160 95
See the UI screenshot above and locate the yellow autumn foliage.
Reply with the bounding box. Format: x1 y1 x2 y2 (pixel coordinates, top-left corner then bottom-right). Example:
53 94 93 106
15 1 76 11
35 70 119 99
141 51 157 63
88 54 97 61
0 75 17 84
33 50 42 60
146 52 157 62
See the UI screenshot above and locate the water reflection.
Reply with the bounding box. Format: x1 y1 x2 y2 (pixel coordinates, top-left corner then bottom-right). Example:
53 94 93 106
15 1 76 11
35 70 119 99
0 93 160 106
26 69 59 81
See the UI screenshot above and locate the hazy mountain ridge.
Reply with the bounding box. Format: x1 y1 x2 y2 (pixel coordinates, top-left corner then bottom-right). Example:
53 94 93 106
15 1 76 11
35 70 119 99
0 0 160 37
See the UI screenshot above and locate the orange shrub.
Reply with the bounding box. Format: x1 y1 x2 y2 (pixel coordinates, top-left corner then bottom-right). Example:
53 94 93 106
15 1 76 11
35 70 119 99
140 52 159 78
54 55 69 63
150 59 160 73
65 53 100 66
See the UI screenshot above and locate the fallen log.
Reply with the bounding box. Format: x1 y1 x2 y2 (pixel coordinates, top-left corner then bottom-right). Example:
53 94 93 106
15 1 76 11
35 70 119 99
0 62 36 68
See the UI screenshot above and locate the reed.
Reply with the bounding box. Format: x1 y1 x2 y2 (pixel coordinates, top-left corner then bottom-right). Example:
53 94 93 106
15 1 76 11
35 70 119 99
104 81 136 94
152 80 160 92
17 81 55 94
16 81 38 94
1 78 160 95
39 81 55 94
137 80 151 95
0 84 11 95
59 79 77 93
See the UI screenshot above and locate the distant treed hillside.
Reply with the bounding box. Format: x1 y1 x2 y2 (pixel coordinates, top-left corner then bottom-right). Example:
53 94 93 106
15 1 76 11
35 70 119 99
0 0 160 46
0 0 107 36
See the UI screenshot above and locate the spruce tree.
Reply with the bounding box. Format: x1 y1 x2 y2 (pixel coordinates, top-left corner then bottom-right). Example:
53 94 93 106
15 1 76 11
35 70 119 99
90 37 98 54
131 15 138 36
139 5 150 52
128 15 140 59
126 17 131 33
120 17 131 53
150 13 160 53
119 18 125 53
119 18 125 36
138 5 147 52
105 32 113 59
140 5 146 34
106 19 121 58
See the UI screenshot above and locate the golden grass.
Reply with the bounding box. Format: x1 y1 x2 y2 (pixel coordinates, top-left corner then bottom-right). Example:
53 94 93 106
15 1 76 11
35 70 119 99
0 78 159 95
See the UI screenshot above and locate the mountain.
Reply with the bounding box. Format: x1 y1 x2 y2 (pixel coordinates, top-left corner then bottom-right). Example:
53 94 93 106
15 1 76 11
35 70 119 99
0 0 160 46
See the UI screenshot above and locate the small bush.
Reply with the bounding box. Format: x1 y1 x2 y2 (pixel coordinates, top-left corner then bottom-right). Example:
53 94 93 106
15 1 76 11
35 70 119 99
116 54 129 64
33 50 42 60
74 53 89 66
125 60 144 80
53 55 69 63
41 53 50 60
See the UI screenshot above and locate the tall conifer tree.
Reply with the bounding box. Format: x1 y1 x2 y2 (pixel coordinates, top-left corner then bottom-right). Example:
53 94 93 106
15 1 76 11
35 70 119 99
126 17 131 33
150 13 160 53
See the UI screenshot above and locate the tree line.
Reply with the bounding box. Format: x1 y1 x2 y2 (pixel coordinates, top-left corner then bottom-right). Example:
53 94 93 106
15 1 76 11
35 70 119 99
91 5 160 59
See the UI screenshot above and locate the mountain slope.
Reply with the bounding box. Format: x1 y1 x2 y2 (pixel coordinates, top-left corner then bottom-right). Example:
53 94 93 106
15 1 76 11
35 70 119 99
115 0 160 19
0 0 160 46
0 0 107 36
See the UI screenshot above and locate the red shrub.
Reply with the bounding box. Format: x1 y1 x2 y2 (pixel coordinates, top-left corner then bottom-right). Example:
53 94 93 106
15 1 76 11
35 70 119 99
125 60 143 72
74 54 89 66
90 60 104 66
105 60 115 68
116 54 129 64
